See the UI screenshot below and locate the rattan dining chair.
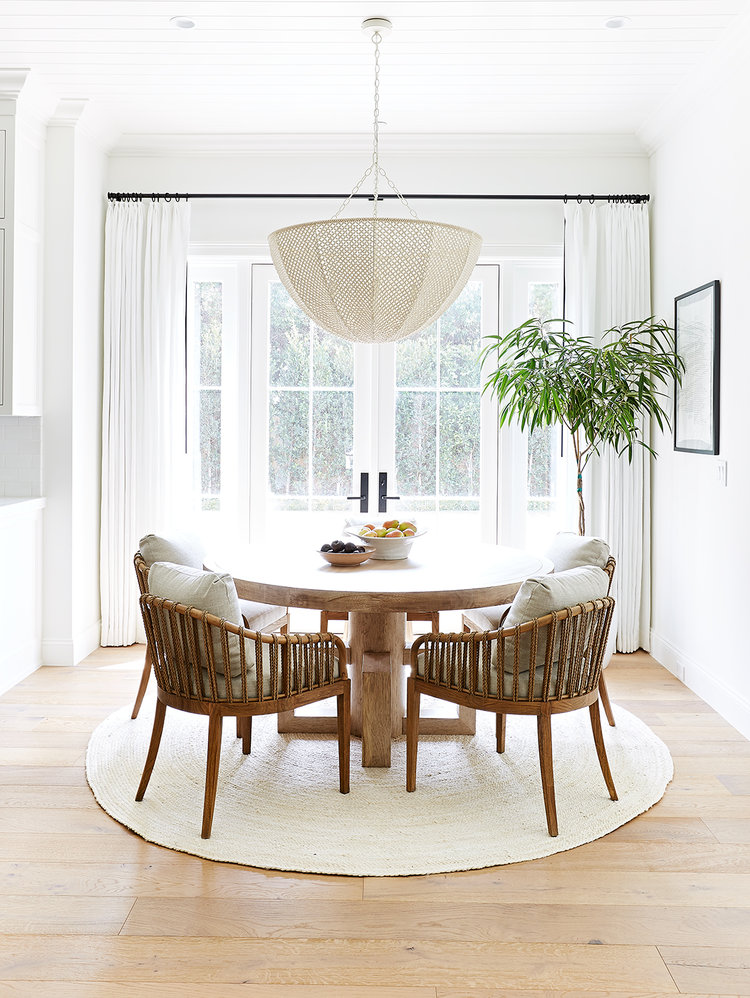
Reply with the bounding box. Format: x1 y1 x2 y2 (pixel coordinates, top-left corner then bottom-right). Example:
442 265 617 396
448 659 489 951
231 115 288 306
407 596 617 836
463 534 618 727
137 590 350 839
131 538 289 720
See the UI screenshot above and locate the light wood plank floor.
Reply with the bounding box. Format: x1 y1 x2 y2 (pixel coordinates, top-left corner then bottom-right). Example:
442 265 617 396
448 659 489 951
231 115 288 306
1 637 749 997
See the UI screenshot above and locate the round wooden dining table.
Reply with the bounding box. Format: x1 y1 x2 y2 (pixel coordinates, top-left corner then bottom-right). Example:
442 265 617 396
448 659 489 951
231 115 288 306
231 540 552 768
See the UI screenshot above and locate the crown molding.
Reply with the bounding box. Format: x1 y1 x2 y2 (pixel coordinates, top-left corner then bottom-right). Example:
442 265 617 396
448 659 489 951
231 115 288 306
638 9 750 154
49 99 89 129
0 68 30 100
111 131 647 159
49 98 121 152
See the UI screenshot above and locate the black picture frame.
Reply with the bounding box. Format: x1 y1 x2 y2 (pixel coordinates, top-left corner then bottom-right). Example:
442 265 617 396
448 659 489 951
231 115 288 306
674 280 720 454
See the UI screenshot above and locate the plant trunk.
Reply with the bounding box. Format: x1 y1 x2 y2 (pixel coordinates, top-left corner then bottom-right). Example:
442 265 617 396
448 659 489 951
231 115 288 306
572 429 586 535
577 473 585 536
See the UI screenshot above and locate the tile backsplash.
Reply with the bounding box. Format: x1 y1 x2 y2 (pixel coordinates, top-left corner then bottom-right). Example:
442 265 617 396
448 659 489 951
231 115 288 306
0 416 42 497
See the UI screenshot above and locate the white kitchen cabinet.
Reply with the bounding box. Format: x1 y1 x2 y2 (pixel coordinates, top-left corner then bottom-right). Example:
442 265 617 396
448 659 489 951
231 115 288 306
0 74 44 415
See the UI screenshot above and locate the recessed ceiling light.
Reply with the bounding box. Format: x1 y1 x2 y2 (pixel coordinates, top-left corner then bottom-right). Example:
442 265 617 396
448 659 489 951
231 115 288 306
169 15 196 29
604 16 631 29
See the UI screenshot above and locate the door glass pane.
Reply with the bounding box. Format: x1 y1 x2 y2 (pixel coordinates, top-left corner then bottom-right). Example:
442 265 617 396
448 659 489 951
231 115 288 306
439 392 480 506
313 327 354 387
395 391 437 496
199 282 222 386
269 389 309 503
190 280 223 512
525 278 569 550
199 389 222 510
440 282 481 388
396 323 437 388
269 282 310 387
267 281 355 528
394 281 483 529
312 390 354 502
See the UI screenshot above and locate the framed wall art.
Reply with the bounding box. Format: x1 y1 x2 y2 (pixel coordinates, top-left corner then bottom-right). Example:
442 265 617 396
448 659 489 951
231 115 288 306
674 280 720 454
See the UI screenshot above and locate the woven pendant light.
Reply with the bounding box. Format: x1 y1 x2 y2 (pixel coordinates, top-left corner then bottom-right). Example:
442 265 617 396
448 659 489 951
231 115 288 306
268 17 482 344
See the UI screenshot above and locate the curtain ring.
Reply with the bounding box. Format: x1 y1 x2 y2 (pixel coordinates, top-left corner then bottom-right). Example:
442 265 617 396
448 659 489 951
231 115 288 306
563 194 568 204
589 195 596 204
577 195 582 204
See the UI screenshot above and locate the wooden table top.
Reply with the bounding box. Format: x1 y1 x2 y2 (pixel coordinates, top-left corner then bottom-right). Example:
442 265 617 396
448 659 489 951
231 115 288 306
230 540 552 614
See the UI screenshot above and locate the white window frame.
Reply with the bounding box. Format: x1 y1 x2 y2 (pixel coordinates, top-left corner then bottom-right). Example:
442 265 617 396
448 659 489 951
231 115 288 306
497 258 574 549
185 258 243 537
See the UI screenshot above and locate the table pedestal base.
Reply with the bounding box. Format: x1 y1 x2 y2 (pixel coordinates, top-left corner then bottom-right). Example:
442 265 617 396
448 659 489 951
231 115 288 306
276 609 476 764
348 611 406 767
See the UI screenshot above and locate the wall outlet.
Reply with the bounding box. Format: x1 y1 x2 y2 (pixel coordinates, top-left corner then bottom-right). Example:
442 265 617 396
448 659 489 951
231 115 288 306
717 459 728 487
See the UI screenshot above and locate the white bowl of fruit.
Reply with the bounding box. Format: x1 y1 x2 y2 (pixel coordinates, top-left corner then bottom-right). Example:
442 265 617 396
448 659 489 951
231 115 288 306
347 519 425 560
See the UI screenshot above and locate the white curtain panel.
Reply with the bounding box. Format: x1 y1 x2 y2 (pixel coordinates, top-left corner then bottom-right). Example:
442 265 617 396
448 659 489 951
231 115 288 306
564 202 652 652
100 200 191 645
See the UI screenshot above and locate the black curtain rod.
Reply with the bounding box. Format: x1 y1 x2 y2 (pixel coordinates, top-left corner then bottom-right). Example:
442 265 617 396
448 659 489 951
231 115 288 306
107 192 650 204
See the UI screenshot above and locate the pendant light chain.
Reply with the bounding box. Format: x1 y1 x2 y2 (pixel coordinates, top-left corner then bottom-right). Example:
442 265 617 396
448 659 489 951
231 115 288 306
372 29 381 216
268 14 482 345
332 27 418 221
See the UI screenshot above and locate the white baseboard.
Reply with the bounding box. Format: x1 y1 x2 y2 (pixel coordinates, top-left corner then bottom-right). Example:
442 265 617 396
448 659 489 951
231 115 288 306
42 618 102 667
0 639 42 696
650 628 750 741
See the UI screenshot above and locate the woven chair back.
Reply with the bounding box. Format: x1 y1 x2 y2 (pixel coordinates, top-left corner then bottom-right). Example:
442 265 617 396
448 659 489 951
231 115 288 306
140 593 344 707
603 556 616 594
414 597 614 705
134 552 150 596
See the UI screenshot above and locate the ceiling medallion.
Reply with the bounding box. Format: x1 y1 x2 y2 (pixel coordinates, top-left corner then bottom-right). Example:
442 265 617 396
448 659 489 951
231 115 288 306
268 17 482 344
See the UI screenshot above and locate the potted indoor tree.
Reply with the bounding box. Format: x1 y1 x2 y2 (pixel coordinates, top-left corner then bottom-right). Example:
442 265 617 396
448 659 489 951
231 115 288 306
480 316 684 535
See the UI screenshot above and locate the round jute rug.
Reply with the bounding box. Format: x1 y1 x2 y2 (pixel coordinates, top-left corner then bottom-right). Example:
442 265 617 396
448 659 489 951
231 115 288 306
86 702 672 876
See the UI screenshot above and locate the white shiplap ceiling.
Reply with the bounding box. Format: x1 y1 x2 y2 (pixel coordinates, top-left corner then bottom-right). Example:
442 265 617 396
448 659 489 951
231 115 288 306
0 0 748 143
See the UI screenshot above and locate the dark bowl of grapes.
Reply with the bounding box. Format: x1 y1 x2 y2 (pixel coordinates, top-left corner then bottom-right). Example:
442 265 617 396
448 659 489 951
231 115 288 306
319 539 374 566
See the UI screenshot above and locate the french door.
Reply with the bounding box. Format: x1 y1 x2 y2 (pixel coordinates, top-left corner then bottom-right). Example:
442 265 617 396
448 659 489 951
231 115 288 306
248 264 500 545
186 257 569 554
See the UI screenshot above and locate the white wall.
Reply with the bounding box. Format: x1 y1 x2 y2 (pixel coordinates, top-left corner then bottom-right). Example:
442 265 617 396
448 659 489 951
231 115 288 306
107 134 649 259
0 416 41 496
0 499 44 693
42 104 106 666
650 58 750 738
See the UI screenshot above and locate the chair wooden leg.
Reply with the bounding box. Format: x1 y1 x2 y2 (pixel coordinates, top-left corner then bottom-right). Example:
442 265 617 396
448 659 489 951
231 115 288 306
235 716 242 738
201 710 223 839
337 685 351 794
135 698 166 801
536 711 558 836
598 671 616 727
496 713 506 753
406 678 420 792
238 715 252 755
131 645 153 720
589 701 618 801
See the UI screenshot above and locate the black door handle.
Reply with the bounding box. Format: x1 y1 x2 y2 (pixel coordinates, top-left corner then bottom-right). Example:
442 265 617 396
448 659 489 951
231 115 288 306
347 472 369 513
378 471 400 513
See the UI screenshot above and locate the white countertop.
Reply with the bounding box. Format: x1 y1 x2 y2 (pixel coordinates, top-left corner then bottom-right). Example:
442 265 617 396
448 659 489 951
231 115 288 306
0 497 45 515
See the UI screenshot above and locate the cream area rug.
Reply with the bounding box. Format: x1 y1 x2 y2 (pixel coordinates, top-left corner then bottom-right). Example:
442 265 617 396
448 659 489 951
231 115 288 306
86 702 672 876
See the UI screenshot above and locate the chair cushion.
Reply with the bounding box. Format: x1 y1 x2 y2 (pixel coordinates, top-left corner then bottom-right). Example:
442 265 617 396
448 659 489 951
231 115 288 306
145 564 339 701
147 562 244 679
462 604 511 632
139 532 205 570
239 598 287 632
503 565 610 629
417 564 610 701
546 532 610 572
